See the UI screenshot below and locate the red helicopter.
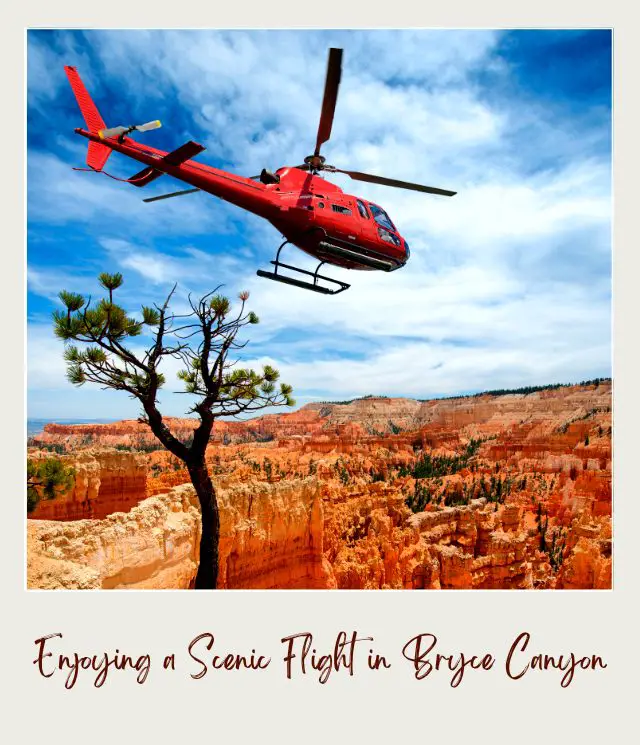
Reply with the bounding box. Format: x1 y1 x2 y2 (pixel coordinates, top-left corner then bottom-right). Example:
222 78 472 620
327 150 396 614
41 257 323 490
64 48 456 295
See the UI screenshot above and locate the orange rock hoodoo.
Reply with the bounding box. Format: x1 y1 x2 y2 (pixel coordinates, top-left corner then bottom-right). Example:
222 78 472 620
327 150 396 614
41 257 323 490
27 382 612 589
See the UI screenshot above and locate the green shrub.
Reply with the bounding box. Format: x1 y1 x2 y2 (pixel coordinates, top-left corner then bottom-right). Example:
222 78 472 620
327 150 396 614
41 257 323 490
27 457 75 513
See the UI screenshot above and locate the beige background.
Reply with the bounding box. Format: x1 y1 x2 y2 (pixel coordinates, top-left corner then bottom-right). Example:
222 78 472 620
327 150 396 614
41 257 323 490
3 3 638 742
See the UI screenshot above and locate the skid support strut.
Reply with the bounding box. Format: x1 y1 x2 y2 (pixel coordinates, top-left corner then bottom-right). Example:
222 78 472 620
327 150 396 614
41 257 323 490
256 240 350 295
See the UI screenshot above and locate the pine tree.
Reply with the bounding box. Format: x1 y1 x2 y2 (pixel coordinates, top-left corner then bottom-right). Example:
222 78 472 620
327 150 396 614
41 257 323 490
263 457 273 481
53 274 293 589
338 460 350 485
27 458 75 513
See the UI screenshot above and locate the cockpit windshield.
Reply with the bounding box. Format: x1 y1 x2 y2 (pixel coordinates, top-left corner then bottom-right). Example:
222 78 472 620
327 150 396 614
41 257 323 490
369 204 396 232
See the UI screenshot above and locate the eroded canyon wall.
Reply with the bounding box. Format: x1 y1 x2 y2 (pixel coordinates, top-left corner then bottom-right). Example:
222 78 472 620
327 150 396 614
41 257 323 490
323 484 612 589
27 382 612 590
31 383 612 448
323 486 534 589
27 477 334 590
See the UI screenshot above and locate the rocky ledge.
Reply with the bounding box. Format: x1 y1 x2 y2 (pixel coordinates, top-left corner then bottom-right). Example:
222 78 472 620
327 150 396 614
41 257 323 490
27 477 334 590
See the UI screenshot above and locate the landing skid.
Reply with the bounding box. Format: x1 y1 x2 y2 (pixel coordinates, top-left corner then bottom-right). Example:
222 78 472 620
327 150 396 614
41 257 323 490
257 241 350 295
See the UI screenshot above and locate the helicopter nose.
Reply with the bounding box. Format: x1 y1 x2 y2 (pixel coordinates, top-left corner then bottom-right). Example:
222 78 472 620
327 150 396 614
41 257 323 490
404 240 411 260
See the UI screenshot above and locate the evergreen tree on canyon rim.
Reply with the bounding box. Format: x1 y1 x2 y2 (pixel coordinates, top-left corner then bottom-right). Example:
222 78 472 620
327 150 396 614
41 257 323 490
53 273 294 589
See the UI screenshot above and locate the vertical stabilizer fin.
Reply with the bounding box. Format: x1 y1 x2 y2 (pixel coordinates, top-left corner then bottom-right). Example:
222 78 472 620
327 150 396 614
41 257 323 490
64 65 113 170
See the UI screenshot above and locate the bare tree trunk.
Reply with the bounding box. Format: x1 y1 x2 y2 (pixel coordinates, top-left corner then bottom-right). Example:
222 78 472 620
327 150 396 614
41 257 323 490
187 458 220 589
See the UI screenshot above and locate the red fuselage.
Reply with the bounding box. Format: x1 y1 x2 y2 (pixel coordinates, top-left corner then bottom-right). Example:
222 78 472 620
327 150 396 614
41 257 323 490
76 128 410 272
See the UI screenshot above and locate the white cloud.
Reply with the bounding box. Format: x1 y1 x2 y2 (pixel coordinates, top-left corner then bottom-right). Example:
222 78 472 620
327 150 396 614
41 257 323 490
263 338 611 400
27 150 241 238
99 239 248 287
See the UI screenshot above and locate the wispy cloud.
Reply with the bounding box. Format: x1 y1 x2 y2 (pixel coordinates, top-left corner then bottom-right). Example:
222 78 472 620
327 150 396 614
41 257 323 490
27 29 611 419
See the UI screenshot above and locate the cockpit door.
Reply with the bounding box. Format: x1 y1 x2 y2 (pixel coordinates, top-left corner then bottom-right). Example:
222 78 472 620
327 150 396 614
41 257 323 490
354 199 377 244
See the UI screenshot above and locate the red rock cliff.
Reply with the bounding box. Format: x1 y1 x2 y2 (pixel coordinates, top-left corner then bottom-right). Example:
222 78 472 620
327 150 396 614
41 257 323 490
27 478 334 590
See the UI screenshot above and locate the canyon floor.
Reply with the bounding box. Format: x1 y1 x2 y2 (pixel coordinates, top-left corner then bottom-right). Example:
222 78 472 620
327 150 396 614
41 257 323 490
27 381 612 590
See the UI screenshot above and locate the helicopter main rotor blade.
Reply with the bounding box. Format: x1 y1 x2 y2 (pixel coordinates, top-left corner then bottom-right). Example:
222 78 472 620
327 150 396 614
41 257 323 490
143 188 200 203
330 168 457 197
314 48 343 158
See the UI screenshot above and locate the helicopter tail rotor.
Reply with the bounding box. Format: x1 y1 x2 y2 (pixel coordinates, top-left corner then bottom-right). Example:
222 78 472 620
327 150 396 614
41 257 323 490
99 120 162 140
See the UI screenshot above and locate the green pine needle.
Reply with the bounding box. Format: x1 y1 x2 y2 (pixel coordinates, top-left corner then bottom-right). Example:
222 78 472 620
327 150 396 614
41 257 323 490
58 290 85 312
99 272 124 291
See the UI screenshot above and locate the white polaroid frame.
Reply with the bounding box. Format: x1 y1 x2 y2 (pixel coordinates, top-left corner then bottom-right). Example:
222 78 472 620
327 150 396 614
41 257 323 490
4 4 637 742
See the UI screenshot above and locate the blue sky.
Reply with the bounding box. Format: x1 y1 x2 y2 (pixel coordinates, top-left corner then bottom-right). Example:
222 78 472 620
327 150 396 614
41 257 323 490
27 29 612 419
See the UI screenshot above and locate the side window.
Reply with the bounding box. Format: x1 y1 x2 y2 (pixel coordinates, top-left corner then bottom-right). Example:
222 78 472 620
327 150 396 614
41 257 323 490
356 200 369 219
331 204 352 216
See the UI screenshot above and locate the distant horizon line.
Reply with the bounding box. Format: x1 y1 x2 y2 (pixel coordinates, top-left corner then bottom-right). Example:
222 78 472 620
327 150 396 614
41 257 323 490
28 377 612 426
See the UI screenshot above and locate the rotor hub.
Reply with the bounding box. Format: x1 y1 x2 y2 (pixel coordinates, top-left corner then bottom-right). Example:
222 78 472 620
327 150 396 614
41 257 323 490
304 154 326 172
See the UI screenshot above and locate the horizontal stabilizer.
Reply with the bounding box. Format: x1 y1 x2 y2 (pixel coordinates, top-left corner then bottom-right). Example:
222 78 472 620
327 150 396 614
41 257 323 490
162 140 206 166
129 141 205 189
129 166 164 188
